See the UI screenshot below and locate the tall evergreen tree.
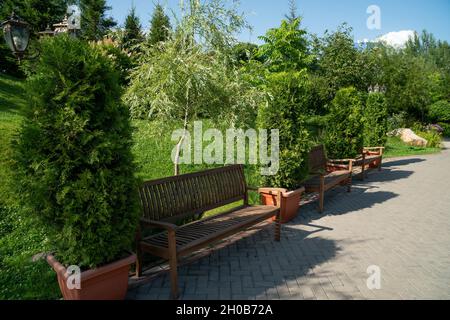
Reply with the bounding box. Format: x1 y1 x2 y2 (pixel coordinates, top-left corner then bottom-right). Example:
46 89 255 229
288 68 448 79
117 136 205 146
122 6 144 52
80 0 116 41
148 3 171 45
285 0 299 23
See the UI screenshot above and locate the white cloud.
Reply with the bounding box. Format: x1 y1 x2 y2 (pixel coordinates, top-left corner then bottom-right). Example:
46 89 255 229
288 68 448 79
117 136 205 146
375 30 416 49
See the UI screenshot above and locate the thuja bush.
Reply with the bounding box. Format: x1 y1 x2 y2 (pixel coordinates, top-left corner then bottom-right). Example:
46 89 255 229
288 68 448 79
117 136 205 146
257 71 310 190
364 92 388 147
324 87 365 159
14 35 139 269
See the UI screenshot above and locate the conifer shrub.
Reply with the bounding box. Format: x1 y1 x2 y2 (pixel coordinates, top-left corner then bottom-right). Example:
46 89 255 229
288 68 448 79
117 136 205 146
14 35 139 269
324 87 365 159
364 92 388 147
257 71 310 190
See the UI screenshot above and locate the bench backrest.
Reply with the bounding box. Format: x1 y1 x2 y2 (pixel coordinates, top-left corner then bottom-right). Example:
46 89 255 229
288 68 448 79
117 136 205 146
308 145 327 172
139 165 247 223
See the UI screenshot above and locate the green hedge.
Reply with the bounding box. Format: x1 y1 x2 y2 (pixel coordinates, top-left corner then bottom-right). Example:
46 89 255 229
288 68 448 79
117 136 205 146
14 35 139 269
324 87 365 159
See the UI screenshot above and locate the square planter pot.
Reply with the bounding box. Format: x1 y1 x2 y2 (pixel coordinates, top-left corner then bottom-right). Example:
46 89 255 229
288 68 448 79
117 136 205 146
259 187 305 224
47 253 135 300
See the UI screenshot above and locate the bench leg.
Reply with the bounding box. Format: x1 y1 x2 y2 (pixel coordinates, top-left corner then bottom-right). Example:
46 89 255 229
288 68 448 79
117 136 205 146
361 164 365 181
168 230 179 300
136 246 143 278
347 176 352 193
274 212 281 242
318 175 325 213
135 229 143 278
378 158 382 171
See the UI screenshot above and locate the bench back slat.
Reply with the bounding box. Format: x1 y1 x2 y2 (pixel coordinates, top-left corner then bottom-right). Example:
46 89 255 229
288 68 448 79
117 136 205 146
308 145 327 172
139 165 247 223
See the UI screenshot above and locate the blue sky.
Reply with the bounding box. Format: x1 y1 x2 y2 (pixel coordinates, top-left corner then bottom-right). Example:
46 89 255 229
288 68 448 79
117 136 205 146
106 0 450 43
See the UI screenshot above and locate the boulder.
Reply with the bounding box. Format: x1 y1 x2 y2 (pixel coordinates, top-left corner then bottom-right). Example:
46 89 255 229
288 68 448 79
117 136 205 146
389 128 428 147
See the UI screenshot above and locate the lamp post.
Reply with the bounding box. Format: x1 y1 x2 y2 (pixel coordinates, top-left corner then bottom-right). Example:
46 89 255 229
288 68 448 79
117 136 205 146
1 11 30 63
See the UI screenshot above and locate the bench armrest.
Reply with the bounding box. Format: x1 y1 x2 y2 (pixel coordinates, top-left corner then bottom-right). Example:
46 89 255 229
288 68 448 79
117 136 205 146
140 218 178 231
328 159 354 163
327 159 353 172
364 147 385 150
363 147 385 155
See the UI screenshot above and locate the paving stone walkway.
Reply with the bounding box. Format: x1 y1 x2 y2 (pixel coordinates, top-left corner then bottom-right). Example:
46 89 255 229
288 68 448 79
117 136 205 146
128 140 450 300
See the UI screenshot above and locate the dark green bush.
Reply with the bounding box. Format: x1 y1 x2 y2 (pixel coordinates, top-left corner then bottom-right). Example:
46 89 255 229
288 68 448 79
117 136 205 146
14 35 139 269
364 92 388 147
428 100 450 123
257 71 310 189
324 87 364 159
438 122 450 137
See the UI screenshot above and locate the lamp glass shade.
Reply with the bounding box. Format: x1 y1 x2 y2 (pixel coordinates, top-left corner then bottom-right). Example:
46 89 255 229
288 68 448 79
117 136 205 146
2 18 30 54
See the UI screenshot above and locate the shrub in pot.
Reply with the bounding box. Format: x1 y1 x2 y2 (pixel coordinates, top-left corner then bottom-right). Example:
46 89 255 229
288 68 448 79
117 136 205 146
14 35 139 300
255 18 311 223
257 70 310 223
324 87 365 160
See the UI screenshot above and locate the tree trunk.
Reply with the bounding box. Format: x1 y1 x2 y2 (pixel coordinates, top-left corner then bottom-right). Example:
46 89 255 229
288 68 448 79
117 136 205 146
174 107 190 176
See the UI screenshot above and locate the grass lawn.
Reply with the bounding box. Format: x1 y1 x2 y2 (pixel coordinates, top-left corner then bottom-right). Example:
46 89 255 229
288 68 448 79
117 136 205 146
0 74 443 299
383 136 442 158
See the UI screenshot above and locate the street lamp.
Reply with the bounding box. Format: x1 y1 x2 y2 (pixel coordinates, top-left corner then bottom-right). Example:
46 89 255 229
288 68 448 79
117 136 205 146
1 11 30 63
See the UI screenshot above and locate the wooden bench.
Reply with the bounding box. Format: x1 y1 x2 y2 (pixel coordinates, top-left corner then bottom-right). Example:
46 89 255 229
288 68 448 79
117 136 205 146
135 165 281 299
354 147 384 180
302 145 353 213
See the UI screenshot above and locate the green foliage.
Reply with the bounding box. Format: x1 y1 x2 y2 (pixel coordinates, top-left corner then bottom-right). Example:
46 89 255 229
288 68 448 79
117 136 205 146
417 130 442 148
232 42 260 64
122 6 144 53
255 17 312 189
310 24 374 107
0 0 68 34
13 36 139 269
428 100 450 123
80 0 117 41
386 112 408 132
95 39 134 86
125 36 261 126
257 71 310 189
364 92 388 147
126 0 260 126
324 87 365 159
438 122 450 137
148 4 171 46
257 18 312 72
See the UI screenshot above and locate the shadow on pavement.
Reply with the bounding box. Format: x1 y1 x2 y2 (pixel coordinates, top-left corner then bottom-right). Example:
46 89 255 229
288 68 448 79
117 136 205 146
129 224 351 300
382 158 425 168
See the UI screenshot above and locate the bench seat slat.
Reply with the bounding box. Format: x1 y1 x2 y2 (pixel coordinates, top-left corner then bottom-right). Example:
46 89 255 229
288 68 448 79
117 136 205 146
141 205 278 254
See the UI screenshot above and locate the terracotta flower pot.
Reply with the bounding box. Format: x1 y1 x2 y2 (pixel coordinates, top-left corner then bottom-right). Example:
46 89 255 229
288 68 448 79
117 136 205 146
259 187 305 224
47 254 135 300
